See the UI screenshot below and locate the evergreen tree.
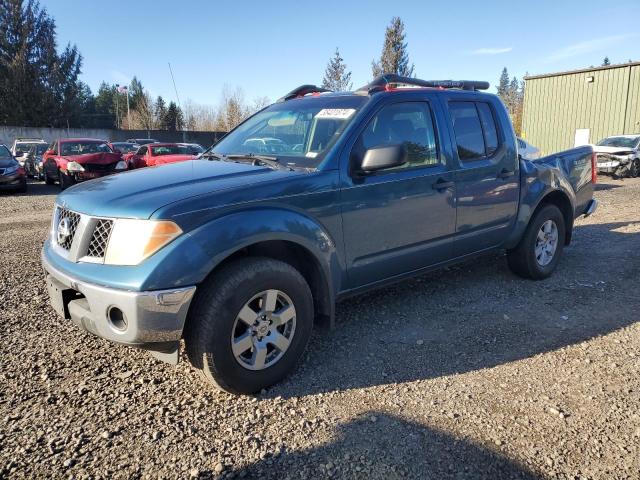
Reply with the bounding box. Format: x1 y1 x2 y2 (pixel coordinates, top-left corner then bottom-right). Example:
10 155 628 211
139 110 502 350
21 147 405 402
371 17 414 78
602 56 610 66
497 67 510 97
0 0 83 127
321 48 352 91
128 76 144 110
164 101 184 131
154 96 167 129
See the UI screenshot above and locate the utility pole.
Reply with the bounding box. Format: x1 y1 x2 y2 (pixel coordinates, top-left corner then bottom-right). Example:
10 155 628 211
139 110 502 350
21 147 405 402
124 86 130 129
115 84 120 129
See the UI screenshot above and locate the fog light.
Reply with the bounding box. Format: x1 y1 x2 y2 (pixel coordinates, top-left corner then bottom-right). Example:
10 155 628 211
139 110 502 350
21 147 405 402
107 306 127 331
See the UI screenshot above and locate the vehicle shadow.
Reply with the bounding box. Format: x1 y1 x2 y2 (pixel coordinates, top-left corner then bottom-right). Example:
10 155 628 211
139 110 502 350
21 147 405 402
227 412 538 479
271 221 640 398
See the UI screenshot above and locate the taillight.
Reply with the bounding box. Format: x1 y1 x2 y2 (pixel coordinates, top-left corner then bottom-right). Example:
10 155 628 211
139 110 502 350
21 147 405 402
591 152 598 184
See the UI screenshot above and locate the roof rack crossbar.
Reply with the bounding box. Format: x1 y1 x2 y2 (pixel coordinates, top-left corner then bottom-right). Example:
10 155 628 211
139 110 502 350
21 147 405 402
359 75 490 93
277 85 332 102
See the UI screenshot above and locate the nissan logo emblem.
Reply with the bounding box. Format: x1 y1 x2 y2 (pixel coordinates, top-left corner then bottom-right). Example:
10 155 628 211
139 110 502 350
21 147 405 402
57 217 71 244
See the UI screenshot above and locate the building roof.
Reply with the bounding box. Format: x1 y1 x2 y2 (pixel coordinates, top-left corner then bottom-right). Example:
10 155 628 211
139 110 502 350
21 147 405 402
524 61 640 81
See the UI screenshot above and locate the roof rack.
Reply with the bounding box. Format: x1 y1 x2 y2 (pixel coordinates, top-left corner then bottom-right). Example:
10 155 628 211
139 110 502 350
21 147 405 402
359 74 490 93
277 85 332 102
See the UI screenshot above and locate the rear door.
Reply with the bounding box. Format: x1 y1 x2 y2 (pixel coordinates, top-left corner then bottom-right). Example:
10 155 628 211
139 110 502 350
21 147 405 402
44 141 59 178
446 97 519 256
341 94 457 288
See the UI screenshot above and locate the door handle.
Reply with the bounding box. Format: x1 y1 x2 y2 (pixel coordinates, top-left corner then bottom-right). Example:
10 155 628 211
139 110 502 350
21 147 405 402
498 169 515 179
432 179 454 190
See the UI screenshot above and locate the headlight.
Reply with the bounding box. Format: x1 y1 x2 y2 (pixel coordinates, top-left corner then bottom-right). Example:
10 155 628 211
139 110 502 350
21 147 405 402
104 219 182 265
114 160 127 170
4 165 19 175
66 161 84 172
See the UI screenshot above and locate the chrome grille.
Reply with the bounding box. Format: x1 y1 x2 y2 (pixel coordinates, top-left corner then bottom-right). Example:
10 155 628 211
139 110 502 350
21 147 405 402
56 208 81 250
86 219 114 259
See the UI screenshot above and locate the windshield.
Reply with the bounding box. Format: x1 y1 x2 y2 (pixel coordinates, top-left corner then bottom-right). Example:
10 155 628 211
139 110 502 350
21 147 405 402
112 142 138 153
0 145 11 157
150 145 192 156
597 136 639 148
16 142 44 154
61 141 112 155
211 95 367 167
31 144 48 155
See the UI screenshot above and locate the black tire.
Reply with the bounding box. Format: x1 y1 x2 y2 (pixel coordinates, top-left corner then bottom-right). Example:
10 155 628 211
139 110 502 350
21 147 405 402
507 204 566 280
59 170 75 190
629 159 639 178
184 257 314 394
44 169 55 185
17 181 27 193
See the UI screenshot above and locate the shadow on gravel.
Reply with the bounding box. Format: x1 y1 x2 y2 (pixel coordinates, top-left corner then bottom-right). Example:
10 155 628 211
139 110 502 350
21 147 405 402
594 182 624 191
230 412 538 480
272 222 640 398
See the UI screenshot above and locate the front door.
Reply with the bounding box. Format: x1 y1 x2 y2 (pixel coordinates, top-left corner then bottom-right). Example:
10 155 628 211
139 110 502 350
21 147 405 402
341 99 457 288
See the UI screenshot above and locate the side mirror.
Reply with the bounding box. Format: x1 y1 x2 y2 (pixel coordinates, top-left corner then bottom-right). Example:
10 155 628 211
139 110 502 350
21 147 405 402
360 144 407 172
45 150 54 156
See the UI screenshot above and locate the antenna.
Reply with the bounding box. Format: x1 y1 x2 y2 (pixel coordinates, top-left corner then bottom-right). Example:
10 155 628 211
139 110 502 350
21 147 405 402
168 62 182 109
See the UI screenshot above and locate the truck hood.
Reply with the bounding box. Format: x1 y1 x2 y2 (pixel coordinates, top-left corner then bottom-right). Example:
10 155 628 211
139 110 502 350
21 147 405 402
57 160 299 219
592 146 635 156
63 152 122 164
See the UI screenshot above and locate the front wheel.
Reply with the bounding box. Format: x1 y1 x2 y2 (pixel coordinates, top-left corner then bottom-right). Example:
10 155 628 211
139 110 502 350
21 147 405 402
628 159 639 178
44 169 55 185
507 204 566 280
59 170 75 190
185 257 314 394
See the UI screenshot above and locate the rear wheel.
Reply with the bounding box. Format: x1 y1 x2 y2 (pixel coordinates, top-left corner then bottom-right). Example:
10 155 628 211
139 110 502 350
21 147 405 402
185 257 314 394
507 204 566 280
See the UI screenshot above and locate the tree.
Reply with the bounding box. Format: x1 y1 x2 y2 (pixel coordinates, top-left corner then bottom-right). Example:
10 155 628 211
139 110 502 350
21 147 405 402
214 87 250 131
163 101 184 131
154 96 167 128
371 17 414 78
496 68 525 136
0 0 83 127
322 48 352 91
128 76 144 110
497 67 510 97
602 56 610 66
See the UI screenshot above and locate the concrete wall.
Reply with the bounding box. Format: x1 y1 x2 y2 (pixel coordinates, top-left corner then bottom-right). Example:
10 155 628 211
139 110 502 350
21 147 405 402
522 62 640 155
0 126 227 149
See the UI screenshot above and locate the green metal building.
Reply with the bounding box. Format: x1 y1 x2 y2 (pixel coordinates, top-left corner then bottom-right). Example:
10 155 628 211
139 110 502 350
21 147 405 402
522 62 640 155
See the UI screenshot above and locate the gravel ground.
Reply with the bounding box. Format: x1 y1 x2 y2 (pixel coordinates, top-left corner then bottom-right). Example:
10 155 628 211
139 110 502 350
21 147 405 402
1 178 639 479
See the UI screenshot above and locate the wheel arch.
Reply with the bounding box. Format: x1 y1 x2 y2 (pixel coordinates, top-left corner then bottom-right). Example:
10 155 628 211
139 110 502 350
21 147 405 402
534 190 574 245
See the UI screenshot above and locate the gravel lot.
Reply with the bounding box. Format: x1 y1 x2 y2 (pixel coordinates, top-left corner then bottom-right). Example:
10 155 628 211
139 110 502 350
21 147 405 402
1 178 639 479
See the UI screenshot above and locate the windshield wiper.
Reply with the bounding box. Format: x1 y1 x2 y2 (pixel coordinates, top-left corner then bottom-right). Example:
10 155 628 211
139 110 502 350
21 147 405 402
226 153 292 171
201 151 224 160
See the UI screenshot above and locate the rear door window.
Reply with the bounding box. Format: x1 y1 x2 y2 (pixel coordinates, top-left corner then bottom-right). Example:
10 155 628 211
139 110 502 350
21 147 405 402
448 102 486 161
476 103 498 156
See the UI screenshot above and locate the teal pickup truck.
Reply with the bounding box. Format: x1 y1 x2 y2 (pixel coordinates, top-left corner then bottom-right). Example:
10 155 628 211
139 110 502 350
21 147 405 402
42 75 597 394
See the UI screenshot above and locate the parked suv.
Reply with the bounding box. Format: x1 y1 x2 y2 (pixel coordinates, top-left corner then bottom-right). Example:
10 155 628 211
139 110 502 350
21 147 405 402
11 138 47 166
43 75 597 394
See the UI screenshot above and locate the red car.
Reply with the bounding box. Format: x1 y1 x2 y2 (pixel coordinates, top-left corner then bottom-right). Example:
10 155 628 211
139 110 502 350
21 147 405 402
43 138 127 189
127 143 198 169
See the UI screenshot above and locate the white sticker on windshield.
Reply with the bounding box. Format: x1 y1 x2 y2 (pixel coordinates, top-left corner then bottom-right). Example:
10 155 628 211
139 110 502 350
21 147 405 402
315 108 356 119
305 152 318 158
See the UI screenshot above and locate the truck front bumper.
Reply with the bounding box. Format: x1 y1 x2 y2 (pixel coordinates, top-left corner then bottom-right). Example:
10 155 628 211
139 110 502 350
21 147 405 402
42 249 196 354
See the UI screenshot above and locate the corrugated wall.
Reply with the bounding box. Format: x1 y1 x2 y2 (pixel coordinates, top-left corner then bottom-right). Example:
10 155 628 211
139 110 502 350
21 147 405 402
522 64 640 155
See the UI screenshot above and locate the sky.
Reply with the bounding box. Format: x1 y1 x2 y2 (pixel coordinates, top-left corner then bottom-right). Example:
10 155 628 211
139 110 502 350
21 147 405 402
45 0 640 107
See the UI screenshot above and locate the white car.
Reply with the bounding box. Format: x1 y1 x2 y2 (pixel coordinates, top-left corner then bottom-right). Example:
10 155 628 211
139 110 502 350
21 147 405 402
11 138 48 166
517 138 541 160
593 134 640 178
